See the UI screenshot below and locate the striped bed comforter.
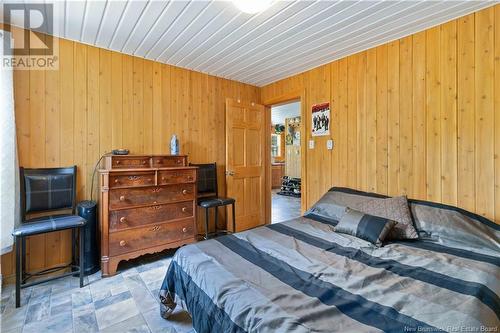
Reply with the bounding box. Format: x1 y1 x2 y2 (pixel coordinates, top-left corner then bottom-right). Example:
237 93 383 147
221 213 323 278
159 216 500 333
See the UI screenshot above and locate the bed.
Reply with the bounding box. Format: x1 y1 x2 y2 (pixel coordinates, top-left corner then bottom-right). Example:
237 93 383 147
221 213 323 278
159 187 500 333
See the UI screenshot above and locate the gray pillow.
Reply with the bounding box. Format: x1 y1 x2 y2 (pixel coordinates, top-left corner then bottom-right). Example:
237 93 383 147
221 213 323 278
335 208 397 247
304 190 373 225
409 201 499 252
304 188 418 240
356 196 418 240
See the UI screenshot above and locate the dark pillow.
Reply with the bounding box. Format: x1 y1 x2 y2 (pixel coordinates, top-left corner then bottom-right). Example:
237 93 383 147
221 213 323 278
335 208 397 247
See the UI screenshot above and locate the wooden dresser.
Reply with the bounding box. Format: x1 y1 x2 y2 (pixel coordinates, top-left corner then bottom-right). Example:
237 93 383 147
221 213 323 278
99 154 197 276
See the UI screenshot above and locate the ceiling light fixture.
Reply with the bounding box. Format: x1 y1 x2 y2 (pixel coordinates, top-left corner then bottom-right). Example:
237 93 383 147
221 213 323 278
232 0 273 14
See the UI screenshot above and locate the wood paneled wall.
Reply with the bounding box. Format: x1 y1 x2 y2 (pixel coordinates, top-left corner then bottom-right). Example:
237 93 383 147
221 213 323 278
1 34 259 278
262 5 500 225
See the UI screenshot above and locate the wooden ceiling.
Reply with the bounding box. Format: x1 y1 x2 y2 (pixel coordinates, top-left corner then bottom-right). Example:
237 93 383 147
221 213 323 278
1 0 495 86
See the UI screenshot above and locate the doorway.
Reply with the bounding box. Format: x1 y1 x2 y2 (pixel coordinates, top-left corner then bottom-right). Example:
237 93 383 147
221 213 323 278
270 100 302 223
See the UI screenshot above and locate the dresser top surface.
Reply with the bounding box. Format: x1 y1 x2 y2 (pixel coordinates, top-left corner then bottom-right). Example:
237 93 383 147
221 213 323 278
99 166 198 173
105 154 188 157
101 154 193 172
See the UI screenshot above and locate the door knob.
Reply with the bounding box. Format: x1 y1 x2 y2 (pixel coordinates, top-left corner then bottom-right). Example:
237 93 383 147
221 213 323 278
225 170 235 176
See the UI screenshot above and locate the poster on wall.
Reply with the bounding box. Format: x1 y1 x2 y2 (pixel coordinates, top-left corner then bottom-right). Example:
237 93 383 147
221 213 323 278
311 102 330 136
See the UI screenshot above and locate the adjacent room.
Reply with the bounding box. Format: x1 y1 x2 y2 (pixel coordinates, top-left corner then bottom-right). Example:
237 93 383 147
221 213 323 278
270 101 302 223
0 1 499 333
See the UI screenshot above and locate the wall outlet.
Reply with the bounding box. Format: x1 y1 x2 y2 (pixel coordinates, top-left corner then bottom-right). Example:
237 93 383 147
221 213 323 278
327 139 334 150
308 140 315 149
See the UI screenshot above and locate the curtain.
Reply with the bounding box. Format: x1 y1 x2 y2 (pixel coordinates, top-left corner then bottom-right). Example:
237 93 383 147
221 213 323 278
0 30 20 255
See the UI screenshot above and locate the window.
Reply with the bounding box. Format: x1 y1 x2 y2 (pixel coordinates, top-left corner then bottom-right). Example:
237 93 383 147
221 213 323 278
0 30 19 255
271 134 281 158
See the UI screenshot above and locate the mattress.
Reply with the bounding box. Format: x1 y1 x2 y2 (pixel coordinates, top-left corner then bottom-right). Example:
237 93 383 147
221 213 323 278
159 213 499 332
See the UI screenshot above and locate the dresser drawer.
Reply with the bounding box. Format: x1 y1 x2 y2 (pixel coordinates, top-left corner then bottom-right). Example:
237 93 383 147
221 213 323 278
109 218 195 256
112 156 150 169
109 171 155 189
109 201 194 231
152 156 186 168
158 169 196 185
109 184 195 210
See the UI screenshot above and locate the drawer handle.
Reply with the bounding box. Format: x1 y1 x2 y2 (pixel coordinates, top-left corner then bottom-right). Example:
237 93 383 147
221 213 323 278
162 177 166 181
152 188 160 193
182 227 187 233
181 207 188 213
182 189 188 195
119 195 126 201
151 205 161 210
176 160 182 164
187 176 193 181
116 160 121 164
142 160 147 165
152 225 161 232
128 176 140 181
119 240 126 247
156 160 162 164
119 217 127 223
114 179 119 183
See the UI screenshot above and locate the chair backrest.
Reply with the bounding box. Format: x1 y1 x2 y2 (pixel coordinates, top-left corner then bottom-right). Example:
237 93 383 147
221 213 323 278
20 166 77 220
190 163 218 197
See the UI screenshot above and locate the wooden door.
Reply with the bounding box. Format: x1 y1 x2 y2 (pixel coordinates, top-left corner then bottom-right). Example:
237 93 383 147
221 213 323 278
226 98 268 232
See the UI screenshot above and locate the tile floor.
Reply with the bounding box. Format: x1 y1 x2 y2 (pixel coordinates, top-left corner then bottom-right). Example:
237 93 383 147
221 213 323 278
271 189 301 223
1 191 301 333
0 250 194 333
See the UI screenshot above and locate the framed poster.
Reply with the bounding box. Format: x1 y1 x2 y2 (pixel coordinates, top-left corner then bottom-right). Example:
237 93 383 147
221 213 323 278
311 102 330 136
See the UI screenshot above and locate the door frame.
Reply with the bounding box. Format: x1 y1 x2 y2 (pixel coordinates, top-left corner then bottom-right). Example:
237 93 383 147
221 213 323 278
263 89 307 217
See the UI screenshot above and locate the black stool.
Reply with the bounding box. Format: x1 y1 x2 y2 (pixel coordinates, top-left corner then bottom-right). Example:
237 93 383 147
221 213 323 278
12 166 86 308
190 163 236 239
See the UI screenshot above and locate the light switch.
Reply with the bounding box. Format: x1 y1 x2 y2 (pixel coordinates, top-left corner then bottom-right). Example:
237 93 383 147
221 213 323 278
308 140 315 149
327 139 334 150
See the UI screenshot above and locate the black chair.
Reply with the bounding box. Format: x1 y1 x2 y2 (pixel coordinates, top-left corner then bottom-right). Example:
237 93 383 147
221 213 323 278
12 166 87 308
190 163 236 239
